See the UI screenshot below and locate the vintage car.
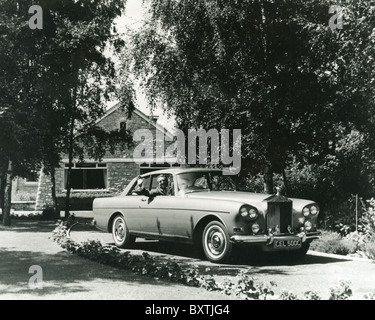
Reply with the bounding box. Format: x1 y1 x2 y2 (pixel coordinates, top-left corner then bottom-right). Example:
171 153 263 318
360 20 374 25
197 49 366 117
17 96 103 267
92 168 321 263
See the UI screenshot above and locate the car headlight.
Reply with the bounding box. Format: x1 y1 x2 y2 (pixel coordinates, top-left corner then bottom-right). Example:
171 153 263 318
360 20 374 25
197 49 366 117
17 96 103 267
310 205 318 215
240 207 249 217
302 204 319 217
239 206 259 221
303 207 310 217
249 208 258 219
252 223 260 234
304 220 313 231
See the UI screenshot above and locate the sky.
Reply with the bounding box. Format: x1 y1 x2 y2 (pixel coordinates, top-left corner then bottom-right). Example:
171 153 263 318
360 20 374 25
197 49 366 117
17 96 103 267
111 0 177 132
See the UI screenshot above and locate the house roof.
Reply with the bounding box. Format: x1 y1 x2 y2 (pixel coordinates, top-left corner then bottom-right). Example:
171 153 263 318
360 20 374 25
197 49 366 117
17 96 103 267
96 102 174 140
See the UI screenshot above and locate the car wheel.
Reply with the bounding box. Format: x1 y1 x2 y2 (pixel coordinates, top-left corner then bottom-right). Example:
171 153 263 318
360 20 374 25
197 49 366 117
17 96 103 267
202 221 232 263
112 215 135 248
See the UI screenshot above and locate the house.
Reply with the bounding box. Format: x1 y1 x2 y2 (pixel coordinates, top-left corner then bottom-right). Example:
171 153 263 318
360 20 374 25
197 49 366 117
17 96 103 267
11 103 179 212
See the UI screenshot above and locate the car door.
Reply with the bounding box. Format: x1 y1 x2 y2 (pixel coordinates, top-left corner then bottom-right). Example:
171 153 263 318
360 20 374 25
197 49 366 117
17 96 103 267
137 173 184 238
125 175 156 235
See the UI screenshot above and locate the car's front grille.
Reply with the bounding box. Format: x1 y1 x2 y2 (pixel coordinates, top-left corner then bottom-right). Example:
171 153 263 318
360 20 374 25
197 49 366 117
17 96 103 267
267 201 293 234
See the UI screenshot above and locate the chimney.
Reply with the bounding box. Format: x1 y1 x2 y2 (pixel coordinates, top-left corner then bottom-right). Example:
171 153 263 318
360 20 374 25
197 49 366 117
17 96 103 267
151 115 159 123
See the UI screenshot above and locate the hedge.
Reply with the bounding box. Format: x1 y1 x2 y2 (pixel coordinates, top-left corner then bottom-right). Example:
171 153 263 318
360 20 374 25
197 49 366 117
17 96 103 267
56 191 116 211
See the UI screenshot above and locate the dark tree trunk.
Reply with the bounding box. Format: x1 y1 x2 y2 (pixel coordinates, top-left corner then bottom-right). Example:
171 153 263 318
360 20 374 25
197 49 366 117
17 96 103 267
3 160 13 226
264 165 274 194
0 166 6 212
49 165 59 218
65 113 75 219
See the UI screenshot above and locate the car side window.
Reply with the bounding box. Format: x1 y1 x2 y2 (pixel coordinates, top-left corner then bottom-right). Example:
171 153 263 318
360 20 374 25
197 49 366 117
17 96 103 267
150 174 174 196
130 176 151 195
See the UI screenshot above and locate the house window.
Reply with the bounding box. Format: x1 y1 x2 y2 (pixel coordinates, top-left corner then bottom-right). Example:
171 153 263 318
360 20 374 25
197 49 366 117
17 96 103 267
120 121 127 131
25 170 40 184
64 163 107 190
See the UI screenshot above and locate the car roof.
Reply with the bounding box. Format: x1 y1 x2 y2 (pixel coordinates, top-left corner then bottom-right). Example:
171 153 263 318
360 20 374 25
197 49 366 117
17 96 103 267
141 167 223 177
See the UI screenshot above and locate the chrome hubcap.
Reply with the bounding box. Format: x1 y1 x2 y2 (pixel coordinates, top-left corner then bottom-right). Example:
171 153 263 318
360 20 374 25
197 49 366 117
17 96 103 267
114 219 125 241
206 226 226 257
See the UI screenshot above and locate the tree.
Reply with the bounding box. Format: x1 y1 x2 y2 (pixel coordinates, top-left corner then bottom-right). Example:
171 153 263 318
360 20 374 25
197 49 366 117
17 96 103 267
0 0 47 225
0 0 131 224
123 0 375 195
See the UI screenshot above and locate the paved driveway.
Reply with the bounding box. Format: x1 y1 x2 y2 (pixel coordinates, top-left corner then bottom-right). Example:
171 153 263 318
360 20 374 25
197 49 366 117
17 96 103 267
0 220 231 300
1 219 375 300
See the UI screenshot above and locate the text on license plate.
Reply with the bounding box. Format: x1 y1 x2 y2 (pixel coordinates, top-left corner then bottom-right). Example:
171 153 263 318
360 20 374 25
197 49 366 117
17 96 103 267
274 239 301 248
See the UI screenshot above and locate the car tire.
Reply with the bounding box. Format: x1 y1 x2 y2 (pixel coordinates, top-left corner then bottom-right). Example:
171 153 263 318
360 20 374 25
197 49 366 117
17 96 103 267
202 221 232 263
112 214 135 248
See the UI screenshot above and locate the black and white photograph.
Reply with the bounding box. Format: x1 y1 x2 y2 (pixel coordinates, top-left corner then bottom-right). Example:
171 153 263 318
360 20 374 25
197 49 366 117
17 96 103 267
1 0 375 305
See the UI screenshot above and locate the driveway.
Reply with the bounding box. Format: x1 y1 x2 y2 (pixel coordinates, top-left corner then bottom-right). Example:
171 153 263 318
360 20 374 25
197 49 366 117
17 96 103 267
0 219 231 300
1 218 375 300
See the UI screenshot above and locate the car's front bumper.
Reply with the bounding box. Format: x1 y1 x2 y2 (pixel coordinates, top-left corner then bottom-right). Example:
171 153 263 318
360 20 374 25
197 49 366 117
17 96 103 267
230 231 321 246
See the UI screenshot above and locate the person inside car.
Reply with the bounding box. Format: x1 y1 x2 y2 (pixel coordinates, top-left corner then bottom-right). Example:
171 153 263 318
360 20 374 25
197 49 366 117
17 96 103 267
134 174 169 197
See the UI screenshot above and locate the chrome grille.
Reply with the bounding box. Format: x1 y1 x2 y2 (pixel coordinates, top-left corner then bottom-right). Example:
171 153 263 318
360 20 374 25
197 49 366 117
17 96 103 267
267 201 292 234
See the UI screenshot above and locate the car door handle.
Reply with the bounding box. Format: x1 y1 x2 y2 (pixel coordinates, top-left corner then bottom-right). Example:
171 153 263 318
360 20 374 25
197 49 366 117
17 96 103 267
141 198 147 202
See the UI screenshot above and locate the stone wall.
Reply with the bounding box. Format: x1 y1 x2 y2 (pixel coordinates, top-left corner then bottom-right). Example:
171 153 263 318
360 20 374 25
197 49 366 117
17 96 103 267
107 162 140 192
35 168 64 211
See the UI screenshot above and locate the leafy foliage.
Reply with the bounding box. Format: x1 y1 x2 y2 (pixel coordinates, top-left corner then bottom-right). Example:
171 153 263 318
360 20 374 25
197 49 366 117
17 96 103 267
279 290 300 300
303 291 322 300
309 230 357 255
0 0 133 221
341 198 375 259
310 197 375 259
123 0 375 187
329 280 352 300
364 292 375 300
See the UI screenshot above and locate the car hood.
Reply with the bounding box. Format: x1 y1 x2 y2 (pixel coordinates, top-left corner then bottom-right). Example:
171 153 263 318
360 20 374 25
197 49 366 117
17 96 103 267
185 191 270 203
185 191 315 211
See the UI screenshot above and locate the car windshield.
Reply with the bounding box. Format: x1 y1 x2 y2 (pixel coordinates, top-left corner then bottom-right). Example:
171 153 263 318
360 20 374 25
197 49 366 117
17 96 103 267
176 171 237 194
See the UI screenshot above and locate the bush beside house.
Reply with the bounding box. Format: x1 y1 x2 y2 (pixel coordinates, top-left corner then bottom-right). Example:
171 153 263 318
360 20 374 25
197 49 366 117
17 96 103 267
56 191 116 211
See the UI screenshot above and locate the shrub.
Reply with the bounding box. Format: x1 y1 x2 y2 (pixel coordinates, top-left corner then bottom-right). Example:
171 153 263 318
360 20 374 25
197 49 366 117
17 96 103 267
309 230 357 255
225 271 276 300
14 191 37 202
278 282 354 300
341 198 375 259
279 290 299 300
56 191 116 211
0 212 43 221
364 292 375 300
359 198 375 240
329 280 352 300
362 242 375 260
303 291 321 300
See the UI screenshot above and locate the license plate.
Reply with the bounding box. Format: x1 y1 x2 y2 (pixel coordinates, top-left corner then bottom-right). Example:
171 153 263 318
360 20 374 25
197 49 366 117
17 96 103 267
274 239 301 249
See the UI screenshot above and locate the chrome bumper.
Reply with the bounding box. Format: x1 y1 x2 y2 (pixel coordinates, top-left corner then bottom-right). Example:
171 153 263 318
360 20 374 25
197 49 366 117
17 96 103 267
230 231 321 245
